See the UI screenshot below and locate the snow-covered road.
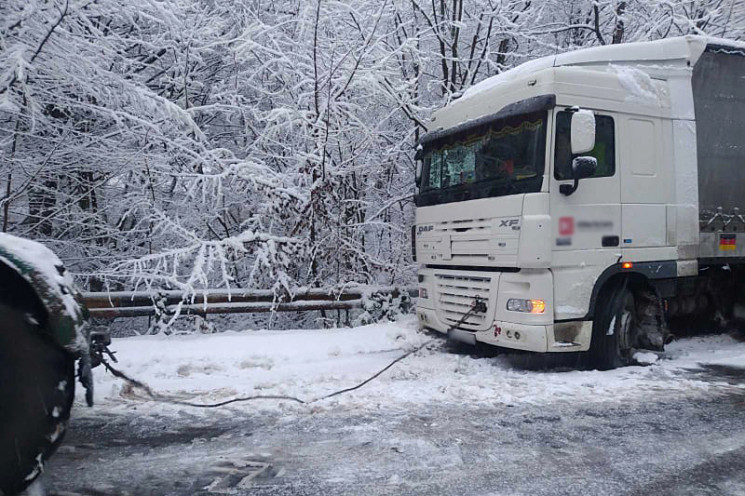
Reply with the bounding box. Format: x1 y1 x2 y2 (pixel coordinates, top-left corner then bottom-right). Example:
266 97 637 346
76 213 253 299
43 317 745 495
83 316 745 410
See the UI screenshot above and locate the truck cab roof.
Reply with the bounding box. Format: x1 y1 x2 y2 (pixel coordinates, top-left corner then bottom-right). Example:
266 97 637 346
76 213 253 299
425 36 745 138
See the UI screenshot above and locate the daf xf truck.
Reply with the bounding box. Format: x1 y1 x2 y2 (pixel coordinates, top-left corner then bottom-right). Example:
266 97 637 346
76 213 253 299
413 36 745 369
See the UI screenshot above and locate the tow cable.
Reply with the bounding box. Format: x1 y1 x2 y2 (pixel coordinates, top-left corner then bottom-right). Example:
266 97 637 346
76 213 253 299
92 296 488 408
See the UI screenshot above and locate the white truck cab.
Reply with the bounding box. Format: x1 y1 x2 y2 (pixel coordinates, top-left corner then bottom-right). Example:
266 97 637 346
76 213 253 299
413 36 745 368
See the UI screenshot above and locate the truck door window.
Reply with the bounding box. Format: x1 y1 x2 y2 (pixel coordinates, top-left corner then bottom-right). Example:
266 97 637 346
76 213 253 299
554 111 615 180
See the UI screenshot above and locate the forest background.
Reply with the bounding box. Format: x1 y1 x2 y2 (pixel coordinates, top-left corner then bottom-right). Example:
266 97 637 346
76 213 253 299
2 0 743 328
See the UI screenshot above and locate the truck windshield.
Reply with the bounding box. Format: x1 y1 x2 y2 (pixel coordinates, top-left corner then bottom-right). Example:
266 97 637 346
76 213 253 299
416 111 546 207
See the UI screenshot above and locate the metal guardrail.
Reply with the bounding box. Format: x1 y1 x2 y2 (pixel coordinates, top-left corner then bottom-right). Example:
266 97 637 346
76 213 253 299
82 286 417 319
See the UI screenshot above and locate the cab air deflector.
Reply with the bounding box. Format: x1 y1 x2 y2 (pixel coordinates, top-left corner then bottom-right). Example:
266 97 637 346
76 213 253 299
418 94 556 147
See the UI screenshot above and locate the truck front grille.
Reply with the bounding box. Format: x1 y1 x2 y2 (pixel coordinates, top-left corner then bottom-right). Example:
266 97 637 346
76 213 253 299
435 273 491 330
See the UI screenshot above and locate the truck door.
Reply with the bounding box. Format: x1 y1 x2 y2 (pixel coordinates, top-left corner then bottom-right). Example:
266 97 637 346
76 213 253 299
619 116 672 253
549 108 621 320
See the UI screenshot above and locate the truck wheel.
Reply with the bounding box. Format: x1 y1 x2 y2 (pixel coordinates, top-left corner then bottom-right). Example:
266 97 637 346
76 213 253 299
589 286 636 370
0 304 75 496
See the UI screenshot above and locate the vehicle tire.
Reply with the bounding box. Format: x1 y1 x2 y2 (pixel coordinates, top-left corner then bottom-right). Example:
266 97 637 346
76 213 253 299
0 303 75 496
589 285 637 370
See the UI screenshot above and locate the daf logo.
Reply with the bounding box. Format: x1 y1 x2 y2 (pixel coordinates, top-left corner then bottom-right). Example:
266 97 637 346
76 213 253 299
499 219 520 228
417 225 434 234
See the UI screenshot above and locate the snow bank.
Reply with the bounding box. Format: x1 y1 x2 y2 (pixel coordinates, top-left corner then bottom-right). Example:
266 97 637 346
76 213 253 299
633 351 659 365
81 317 745 416
85 318 429 411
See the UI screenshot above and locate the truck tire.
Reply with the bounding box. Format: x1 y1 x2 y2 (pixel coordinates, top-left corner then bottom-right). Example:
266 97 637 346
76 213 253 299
0 303 75 496
589 285 636 370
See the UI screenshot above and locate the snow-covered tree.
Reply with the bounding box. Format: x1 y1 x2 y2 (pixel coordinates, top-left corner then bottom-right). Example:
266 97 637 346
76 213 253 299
1 0 742 326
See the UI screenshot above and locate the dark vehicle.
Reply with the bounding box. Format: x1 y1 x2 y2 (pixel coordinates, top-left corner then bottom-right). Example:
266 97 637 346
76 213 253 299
0 233 94 495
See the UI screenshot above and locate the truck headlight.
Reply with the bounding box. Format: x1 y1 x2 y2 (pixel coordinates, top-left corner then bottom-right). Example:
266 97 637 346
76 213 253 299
419 288 428 299
507 298 545 314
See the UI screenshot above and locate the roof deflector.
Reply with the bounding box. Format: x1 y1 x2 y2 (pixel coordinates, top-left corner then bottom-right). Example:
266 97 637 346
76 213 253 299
418 94 556 146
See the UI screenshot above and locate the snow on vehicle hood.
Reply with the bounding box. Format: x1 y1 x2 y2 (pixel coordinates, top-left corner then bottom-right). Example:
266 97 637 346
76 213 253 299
0 233 87 353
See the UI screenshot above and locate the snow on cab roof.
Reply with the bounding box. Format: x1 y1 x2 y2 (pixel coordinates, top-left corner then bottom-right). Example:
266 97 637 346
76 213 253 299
460 35 745 103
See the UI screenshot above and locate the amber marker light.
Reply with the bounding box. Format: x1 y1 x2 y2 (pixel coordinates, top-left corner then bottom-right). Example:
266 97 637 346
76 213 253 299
507 298 546 314
530 299 546 314
622 262 633 269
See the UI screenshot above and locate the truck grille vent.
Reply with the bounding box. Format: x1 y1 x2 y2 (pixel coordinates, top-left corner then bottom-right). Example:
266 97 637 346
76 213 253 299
435 273 491 330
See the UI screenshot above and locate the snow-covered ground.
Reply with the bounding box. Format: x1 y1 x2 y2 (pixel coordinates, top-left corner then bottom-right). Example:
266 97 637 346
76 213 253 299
45 318 745 496
82 316 745 416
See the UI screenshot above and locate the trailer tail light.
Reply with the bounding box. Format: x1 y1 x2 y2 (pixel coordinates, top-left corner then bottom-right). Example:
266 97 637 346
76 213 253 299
507 298 545 314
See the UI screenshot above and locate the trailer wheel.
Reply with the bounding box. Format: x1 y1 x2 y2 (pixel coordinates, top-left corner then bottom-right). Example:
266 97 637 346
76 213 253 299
0 303 75 496
589 285 636 370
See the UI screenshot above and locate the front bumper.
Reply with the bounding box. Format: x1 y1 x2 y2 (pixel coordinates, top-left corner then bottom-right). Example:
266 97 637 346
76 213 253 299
417 306 591 352
418 304 548 350
416 266 591 353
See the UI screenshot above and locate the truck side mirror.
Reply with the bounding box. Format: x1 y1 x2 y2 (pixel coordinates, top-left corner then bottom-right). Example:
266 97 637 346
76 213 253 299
570 109 596 155
560 156 598 196
572 156 597 179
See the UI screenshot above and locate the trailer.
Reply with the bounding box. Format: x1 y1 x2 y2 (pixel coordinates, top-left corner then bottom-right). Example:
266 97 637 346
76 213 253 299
413 36 745 368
